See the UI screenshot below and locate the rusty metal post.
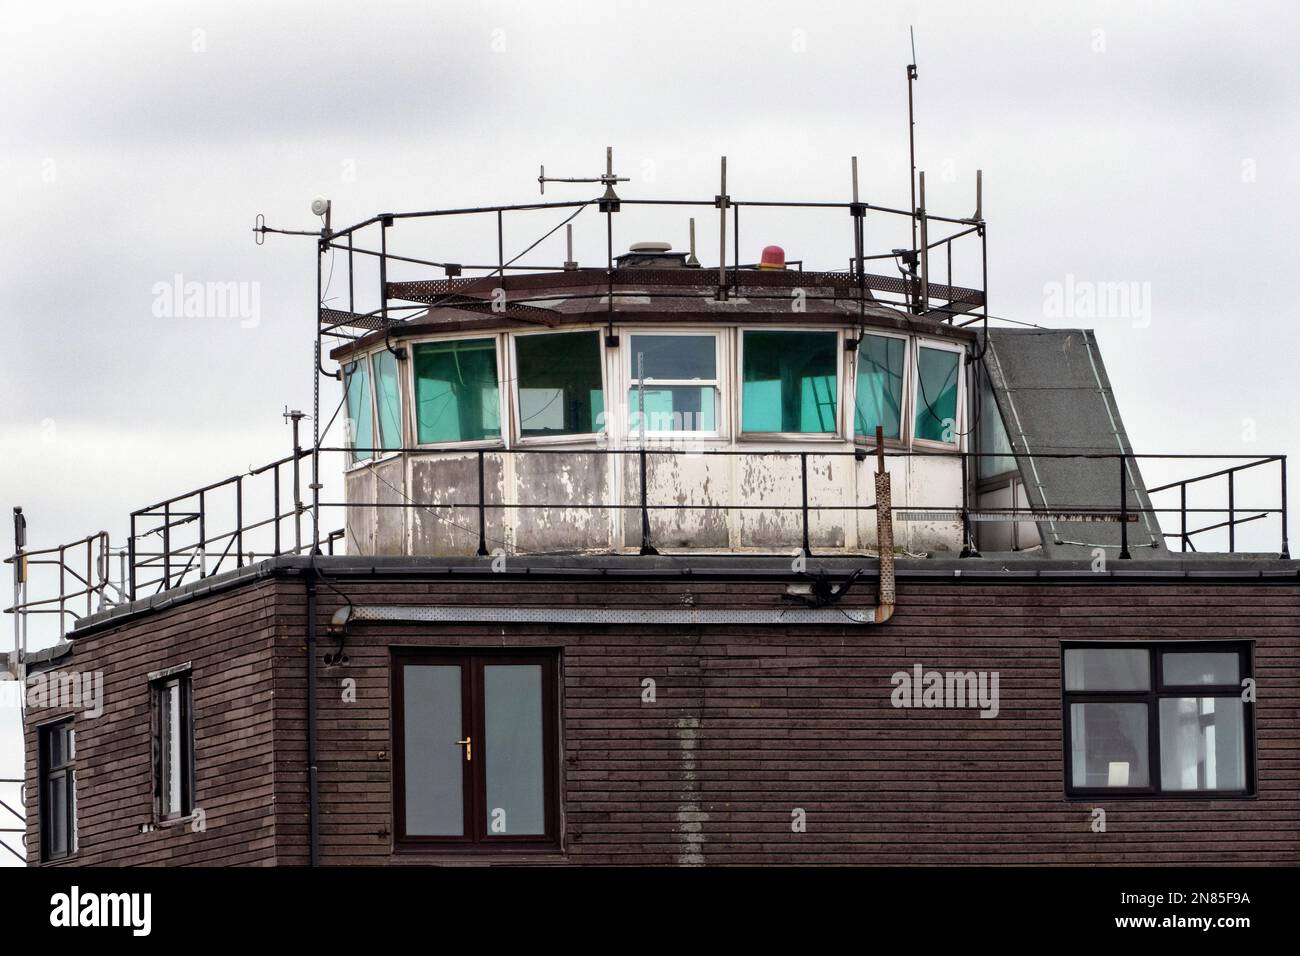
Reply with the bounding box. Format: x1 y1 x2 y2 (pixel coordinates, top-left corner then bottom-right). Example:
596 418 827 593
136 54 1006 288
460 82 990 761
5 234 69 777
162 502 172 588
128 512 137 601
236 476 244 568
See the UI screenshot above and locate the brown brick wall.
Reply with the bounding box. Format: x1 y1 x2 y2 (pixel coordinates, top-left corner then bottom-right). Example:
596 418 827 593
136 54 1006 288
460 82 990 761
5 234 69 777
25 571 1300 865
24 580 281 866
276 575 1300 866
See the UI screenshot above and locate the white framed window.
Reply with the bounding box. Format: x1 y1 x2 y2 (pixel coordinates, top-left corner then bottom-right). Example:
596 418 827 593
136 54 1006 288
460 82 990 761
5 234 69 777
912 339 965 446
853 330 909 444
738 328 843 438
408 335 504 448
625 331 722 437
510 328 607 443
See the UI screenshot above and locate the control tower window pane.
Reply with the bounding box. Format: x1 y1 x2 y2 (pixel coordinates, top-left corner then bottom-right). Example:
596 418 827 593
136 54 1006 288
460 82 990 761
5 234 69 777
915 345 961 443
854 334 905 441
627 333 718 434
516 331 604 438
372 349 403 451
413 339 501 444
344 360 374 462
741 330 838 434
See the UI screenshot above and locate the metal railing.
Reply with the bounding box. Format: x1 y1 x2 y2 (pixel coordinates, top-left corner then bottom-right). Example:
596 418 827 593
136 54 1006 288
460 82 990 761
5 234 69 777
0 779 24 865
4 446 1290 643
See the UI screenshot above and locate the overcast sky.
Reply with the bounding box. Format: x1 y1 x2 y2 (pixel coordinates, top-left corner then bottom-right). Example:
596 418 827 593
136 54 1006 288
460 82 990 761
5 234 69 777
1 1 1296 862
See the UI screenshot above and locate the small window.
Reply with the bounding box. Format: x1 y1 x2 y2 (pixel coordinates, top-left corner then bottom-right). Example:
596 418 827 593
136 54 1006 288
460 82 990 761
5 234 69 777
372 349 403 451
515 331 604 438
854 333 905 440
413 339 501 444
627 333 718 434
344 359 374 463
39 720 76 861
741 330 839 434
1063 644 1253 796
394 652 559 850
914 345 961 443
152 673 194 819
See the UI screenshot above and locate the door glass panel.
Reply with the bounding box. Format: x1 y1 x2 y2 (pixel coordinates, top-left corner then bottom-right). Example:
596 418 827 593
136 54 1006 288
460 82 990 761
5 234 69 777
484 664 545 836
1069 702 1149 788
1159 697 1246 791
402 665 464 836
48 774 67 856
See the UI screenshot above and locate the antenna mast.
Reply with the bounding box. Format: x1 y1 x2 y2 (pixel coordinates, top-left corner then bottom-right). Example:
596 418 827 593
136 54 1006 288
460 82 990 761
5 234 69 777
907 27 919 312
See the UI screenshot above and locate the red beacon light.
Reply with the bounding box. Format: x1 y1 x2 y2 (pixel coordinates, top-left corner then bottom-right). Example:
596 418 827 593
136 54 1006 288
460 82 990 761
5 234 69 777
758 244 786 270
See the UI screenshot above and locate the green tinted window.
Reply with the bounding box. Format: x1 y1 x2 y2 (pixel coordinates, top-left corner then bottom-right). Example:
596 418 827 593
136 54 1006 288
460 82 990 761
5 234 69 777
372 349 402 450
915 346 960 443
741 330 838 433
854 334 904 440
413 339 501 444
344 360 373 462
516 331 604 437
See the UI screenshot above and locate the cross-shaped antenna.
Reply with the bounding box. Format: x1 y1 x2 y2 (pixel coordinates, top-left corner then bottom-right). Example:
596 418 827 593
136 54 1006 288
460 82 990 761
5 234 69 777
538 147 629 212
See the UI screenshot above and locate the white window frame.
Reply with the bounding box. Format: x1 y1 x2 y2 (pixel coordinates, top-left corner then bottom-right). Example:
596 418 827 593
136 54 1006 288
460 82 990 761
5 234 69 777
911 338 966 449
341 353 378 471
509 326 609 446
851 328 911 447
405 332 508 451
736 326 845 441
622 328 725 440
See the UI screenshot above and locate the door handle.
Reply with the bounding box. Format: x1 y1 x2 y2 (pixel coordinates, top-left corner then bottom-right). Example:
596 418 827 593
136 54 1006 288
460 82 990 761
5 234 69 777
456 736 472 762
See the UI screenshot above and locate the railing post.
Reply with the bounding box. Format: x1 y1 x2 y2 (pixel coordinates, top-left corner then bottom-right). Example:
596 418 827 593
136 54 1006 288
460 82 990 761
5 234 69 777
1227 469 1235 553
1281 456 1290 559
476 449 489 557
1118 456 1131 560
272 463 281 557
198 489 207 578
960 449 980 558
639 448 657 556
1180 483 1187 553
800 452 812 557
236 476 244 568
162 502 172 588
128 513 137 601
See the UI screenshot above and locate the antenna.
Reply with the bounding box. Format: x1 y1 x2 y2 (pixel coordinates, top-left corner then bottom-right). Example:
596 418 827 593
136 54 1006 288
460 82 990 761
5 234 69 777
538 146 630 211
907 26 920 309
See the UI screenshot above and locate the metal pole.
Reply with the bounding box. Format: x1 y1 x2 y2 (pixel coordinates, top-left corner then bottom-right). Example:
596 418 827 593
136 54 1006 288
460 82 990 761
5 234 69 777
236 476 244 568
800 452 812 557
163 502 172 588
717 156 728 299
638 451 656 557
1180 483 1187 553
1227 470 1235 553
291 412 303 554
128 513 137 601
1281 456 1290 559
1119 456 1131 560
198 490 207 578
477 449 489 557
